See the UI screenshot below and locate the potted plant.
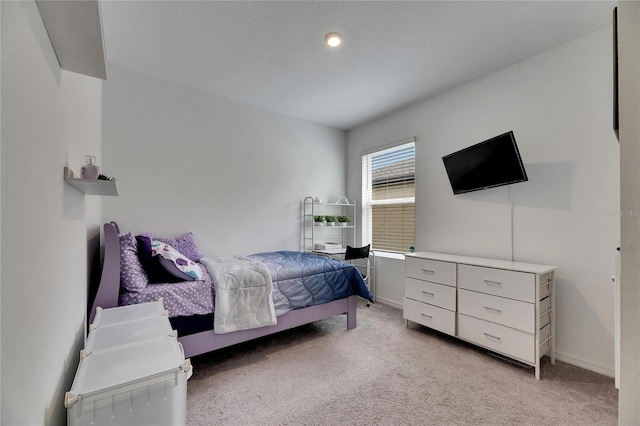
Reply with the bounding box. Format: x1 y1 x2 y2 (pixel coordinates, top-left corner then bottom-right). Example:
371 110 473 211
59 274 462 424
337 216 350 226
313 215 324 226
324 215 336 226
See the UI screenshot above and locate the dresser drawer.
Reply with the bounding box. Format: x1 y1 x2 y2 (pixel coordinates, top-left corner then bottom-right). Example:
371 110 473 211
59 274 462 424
404 298 455 336
405 278 456 311
405 257 456 286
458 289 535 333
458 264 535 303
458 313 535 364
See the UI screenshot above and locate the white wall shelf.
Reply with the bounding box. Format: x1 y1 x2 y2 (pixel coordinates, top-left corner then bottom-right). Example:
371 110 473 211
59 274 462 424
64 167 118 196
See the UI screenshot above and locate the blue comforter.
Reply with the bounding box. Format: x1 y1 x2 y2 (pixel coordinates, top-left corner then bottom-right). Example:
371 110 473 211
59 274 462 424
248 251 374 316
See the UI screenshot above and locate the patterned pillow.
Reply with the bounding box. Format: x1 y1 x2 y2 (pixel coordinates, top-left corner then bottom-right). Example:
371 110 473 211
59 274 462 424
151 241 204 280
140 232 203 262
119 233 149 292
135 235 184 283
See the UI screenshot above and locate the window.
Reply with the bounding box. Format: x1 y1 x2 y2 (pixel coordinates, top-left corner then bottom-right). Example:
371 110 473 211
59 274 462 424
362 140 415 252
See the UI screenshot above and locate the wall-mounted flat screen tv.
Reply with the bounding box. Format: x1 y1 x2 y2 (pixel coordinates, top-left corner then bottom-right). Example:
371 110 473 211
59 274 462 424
442 131 528 195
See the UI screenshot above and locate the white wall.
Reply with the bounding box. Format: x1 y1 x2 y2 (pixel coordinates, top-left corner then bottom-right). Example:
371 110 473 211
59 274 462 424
618 1 640 423
1 2 102 424
102 66 346 257
0 2 3 419
0 0 2 420
347 27 619 375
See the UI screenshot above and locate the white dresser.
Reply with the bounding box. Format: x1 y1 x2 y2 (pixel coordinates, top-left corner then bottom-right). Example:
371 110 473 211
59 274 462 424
404 252 556 379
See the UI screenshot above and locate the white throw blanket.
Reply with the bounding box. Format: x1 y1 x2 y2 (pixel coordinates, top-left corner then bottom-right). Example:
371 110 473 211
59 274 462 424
200 256 277 334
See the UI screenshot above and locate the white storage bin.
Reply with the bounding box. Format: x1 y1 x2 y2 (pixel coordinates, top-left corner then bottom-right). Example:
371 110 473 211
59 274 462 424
66 336 191 426
92 301 167 327
86 315 175 352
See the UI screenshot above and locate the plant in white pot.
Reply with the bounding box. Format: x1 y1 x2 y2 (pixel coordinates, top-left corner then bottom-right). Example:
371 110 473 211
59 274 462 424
324 215 336 226
337 216 350 226
314 215 324 226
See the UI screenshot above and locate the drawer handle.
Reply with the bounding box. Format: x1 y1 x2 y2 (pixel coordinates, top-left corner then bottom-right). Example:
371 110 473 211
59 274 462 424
420 313 433 320
422 269 435 274
421 291 434 297
483 332 502 341
484 306 502 314
484 280 502 287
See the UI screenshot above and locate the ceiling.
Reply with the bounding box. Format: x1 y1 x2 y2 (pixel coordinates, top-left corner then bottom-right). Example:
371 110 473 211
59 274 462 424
99 1 615 131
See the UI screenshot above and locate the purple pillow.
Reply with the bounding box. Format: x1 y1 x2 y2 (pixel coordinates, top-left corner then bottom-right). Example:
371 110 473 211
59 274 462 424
140 231 203 262
119 233 149 292
135 235 185 283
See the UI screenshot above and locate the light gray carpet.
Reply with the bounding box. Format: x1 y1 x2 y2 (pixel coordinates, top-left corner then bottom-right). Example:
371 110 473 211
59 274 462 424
187 301 617 425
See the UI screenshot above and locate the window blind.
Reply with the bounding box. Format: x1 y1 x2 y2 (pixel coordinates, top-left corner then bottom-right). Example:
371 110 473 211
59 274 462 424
362 141 415 252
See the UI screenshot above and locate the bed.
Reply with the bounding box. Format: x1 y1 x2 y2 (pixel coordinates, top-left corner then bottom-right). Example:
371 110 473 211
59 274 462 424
89 222 374 358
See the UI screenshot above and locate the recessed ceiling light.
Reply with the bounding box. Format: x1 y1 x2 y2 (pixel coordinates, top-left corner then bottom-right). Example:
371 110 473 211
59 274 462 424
325 32 342 48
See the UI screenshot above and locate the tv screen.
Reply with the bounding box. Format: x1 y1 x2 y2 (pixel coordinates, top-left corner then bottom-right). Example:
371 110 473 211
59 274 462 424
442 131 528 195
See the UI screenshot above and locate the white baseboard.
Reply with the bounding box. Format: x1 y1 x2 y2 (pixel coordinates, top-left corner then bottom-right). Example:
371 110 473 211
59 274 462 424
553 350 615 378
374 296 403 310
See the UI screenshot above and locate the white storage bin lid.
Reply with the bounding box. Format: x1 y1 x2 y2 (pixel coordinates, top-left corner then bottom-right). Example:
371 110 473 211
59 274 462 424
92 301 166 327
67 336 189 408
86 316 175 352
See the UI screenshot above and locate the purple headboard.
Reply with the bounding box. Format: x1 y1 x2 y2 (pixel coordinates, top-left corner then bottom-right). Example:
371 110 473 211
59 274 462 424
89 222 121 323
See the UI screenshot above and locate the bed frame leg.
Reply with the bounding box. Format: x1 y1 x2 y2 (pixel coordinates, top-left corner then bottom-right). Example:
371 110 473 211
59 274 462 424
347 295 357 330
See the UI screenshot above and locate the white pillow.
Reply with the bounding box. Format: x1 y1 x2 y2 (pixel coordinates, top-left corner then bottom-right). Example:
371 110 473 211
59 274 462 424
151 240 204 281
